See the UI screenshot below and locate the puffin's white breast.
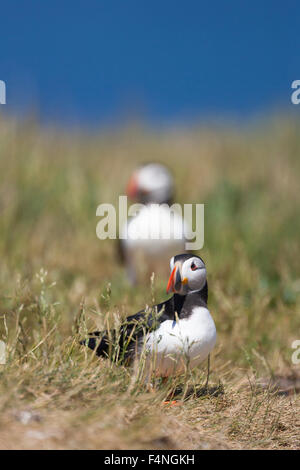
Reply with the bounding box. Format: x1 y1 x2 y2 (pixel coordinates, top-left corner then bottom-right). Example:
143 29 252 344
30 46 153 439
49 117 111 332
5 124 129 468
143 306 216 377
121 205 191 282
122 204 191 253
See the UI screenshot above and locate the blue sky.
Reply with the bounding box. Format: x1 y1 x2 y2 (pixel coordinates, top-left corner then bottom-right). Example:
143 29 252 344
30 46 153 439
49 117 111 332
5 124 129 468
1 1 299 126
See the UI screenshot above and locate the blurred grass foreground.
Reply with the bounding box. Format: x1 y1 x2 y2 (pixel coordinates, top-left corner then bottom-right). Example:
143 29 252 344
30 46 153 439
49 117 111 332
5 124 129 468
0 114 299 449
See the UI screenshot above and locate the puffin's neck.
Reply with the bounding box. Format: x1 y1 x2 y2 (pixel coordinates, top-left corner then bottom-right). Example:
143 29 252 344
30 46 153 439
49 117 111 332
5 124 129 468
173 281 208 316
143 197 174 206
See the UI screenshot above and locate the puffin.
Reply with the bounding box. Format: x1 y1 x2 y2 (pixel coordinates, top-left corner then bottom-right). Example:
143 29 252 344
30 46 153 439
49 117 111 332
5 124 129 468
82 254 216 382
119 163 192 284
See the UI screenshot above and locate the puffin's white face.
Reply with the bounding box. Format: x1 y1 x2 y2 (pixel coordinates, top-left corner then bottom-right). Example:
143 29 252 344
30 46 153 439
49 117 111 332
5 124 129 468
167 255 207 295
127 163 174 204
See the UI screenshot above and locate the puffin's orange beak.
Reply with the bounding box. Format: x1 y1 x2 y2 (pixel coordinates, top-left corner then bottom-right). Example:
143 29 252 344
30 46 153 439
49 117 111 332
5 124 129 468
166 266 177 294
167 265 183 294
126 175 138 199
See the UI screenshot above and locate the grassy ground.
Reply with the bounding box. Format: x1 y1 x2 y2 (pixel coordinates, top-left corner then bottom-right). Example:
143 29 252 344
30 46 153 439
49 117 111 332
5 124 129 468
0 114 299 449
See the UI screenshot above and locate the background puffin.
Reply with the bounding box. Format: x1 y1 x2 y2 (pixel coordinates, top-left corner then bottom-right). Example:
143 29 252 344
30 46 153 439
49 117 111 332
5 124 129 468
119 163 192 284
82 254 216 381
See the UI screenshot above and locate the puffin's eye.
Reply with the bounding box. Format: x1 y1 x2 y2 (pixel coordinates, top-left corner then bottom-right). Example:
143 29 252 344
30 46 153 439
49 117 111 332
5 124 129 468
191 262 197 271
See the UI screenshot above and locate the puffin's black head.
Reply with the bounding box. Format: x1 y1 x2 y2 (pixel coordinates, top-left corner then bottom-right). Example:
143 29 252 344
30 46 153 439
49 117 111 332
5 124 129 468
166 254 207 296
126 163 174 204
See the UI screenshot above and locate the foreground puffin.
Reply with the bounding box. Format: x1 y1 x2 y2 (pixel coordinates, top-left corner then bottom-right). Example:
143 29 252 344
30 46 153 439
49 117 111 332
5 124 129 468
82 254 216 381
119 163 191 284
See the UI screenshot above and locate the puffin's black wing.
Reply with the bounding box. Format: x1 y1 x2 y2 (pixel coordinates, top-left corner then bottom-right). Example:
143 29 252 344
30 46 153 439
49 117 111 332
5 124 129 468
80 330 111 358
116 238 125 263
80 297 174 363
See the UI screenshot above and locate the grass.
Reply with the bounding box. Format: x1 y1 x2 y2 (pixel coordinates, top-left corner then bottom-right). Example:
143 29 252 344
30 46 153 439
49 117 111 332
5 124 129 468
0 114 299 449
